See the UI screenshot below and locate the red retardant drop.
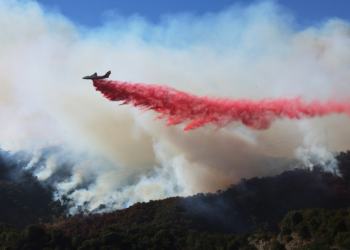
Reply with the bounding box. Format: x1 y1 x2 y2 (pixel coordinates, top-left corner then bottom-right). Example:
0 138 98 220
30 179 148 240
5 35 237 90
93 79 350 130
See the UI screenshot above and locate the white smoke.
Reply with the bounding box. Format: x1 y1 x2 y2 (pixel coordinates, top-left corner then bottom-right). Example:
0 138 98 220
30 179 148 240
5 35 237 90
0 0 350 213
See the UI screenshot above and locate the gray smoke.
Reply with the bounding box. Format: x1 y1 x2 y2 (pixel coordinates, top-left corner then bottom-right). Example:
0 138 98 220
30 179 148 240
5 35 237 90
0 0 350 213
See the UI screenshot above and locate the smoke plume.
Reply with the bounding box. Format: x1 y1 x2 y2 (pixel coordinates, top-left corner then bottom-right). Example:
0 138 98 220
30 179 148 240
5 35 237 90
93 79 350 130
1 0 350 213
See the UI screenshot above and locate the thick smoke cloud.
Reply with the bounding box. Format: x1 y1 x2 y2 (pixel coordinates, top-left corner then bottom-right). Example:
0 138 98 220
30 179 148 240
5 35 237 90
1 0 350 213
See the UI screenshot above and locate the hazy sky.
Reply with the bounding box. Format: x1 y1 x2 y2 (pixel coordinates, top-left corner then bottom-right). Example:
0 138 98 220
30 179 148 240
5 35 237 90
36 0 350 27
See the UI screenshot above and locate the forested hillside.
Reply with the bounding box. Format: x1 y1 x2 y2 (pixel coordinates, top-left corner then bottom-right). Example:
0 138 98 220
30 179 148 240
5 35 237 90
0 150 350 249
0 150 66 229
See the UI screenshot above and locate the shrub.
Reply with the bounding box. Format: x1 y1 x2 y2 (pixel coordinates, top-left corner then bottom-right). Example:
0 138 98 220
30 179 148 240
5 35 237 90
295 242 331 250
269 238 285 250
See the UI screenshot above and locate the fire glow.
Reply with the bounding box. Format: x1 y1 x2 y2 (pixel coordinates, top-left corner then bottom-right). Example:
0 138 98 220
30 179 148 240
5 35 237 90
93 79 350 130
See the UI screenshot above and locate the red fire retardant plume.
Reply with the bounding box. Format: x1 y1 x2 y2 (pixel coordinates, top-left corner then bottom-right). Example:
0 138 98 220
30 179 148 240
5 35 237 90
93 79 350 130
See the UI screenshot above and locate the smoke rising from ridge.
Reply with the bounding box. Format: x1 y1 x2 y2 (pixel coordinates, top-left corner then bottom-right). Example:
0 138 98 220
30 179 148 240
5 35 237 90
1 0 350 213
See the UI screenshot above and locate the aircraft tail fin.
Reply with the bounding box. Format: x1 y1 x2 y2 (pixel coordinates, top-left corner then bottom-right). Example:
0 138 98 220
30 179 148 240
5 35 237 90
104 71 111 78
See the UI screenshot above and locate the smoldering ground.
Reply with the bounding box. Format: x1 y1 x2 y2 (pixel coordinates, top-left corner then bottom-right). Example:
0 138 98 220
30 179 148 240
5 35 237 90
1 0 350 213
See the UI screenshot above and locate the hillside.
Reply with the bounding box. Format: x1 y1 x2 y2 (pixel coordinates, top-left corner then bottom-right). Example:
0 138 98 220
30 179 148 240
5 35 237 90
0 150 66 229
53 151 350 235
0 150 350 249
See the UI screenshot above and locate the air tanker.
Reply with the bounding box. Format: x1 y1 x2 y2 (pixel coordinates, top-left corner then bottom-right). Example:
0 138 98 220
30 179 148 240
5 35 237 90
83 71 111 80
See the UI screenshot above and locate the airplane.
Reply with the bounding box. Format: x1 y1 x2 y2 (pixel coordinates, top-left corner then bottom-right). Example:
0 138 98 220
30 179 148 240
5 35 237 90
82 71 111 80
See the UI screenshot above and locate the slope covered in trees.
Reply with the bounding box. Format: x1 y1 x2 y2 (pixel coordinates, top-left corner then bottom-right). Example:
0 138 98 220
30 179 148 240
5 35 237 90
0 150 350 249
53 151 350 235
0 150 66 229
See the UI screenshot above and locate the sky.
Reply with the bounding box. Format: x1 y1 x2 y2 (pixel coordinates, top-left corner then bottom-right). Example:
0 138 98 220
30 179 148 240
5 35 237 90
37 0 350 28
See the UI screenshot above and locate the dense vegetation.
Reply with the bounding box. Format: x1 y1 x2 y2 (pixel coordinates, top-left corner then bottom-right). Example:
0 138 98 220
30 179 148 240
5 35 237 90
0 150 350 249
279 208 350 249
0 150 66 229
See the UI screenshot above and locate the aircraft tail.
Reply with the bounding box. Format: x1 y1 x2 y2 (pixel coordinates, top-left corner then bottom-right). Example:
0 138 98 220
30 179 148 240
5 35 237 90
104 71 111 78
